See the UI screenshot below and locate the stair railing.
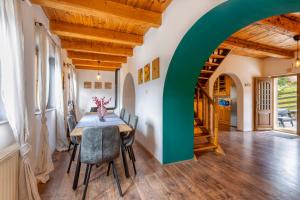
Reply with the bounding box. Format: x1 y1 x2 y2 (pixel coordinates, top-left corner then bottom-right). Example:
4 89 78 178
198 86 219 147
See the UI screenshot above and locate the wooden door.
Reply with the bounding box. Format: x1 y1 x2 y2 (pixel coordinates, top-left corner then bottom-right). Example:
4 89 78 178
255 77 273 130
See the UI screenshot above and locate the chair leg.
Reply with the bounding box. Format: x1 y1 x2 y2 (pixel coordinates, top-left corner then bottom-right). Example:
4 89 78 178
129 146 137 175
82 164 93 200
68 142 72 152
67 144 77 173
83 164 89 185
111 161 123 197
127 147 132 160
107 161 111 176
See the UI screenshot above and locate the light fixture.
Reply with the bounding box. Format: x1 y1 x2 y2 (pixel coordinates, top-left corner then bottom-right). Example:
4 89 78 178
293 35 300 68
96 61 101 80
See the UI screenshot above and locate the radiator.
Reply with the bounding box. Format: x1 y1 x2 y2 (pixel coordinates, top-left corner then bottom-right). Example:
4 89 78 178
0 143 19 200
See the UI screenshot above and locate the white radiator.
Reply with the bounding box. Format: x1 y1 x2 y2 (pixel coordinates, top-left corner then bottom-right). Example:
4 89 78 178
0 143 19 200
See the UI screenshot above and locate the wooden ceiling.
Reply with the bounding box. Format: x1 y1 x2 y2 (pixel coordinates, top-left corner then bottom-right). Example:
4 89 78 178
220 13 300 59
31 0 172 71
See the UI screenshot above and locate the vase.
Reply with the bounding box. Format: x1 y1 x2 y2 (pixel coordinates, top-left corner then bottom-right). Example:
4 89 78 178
97 107 106 122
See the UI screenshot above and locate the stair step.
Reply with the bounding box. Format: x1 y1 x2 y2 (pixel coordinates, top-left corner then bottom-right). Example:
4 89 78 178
210 54 225 59
201 70 214 73
194 133 211 138
205 62 219 67
194 143 217 152
198 77 209 80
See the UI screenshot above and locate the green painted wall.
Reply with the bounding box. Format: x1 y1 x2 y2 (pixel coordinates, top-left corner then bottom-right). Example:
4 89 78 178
163 0 300 164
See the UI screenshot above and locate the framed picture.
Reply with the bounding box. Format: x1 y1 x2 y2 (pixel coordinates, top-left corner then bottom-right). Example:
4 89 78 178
84 81 92 89
144 64 150 82
94 82 102 89
105 82 112 89
138 68 143 85
152 57 160 80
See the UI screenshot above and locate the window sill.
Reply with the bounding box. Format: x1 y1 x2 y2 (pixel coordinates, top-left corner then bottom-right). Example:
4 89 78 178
0 120 9 125
34 108 56 115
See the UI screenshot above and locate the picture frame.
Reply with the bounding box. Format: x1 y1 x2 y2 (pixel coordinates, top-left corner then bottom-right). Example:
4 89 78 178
105 82 112 89
138 68 143 85
144 64 150 83
152 57 160 80
94 82 102 89
84 81 92 89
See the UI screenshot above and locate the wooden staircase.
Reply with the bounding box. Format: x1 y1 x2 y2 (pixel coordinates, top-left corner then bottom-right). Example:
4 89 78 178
194 48 230 156
198 48 231 88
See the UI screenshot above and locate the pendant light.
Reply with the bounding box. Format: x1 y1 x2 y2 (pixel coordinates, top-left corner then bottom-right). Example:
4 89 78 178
293 35 300 68
96 61 101 80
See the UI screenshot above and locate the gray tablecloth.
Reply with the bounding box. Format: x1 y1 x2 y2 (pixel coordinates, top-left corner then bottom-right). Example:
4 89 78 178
76 113 125 128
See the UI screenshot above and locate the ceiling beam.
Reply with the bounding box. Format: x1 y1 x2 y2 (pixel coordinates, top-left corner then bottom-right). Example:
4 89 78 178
68 51 127 63
259 16 300 36
61 40 133 56
72 59 121 68
31 0 161 27
51 21 143 46
223 37 294 58
75 66 118 71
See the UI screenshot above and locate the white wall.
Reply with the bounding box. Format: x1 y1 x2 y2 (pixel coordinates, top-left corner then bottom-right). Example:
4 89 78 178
209 54 263 131
119 0 226 162
76 69 116 118
262 57 298 77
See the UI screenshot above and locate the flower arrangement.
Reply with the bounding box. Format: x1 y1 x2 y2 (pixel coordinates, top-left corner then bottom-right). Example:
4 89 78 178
92 96 111 121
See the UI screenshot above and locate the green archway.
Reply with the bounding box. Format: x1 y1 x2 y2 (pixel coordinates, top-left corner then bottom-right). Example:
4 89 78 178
163 0 300 164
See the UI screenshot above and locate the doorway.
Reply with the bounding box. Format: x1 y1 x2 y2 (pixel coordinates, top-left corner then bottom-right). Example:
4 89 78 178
213 75 237 131
274 75 297 134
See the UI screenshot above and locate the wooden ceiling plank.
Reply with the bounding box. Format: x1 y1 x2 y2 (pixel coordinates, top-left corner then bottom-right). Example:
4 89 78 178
68 51 127 63
51 21 143 46
72 59 121 68
223 37 294 58
31 0 161 27
259 16 300 37
61 40 133 56
75 65 119 71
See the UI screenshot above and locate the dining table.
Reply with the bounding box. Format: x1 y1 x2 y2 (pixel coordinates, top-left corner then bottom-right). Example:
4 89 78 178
70 112 132 190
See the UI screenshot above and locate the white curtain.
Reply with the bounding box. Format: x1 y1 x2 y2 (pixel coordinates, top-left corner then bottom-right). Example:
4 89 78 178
54 46 68 151
35 25 54 184
0 0 41 199
68 65 79 116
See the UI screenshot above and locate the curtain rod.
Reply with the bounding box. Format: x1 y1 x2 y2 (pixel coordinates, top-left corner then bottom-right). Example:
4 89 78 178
35 21 61 48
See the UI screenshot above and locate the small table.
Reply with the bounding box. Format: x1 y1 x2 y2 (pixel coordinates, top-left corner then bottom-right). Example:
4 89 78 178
70 113 132 190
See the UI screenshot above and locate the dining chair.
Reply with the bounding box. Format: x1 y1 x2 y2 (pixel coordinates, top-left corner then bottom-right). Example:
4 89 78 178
90 107 98 112
122 115 138 175
66 115 79 174
120 108 125 120
123 111 130 124
108 115 138 176
81 126 123 200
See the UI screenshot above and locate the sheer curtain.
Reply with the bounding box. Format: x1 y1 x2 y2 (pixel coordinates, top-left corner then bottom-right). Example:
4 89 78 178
0 0 41 199
68 64 79 117
54 46 68 151
35 24 54 183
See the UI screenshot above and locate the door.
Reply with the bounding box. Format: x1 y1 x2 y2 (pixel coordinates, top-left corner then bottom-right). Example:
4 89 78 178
255 77 273 130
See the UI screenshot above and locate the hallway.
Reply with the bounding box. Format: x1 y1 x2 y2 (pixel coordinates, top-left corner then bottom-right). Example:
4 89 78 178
39 130 300 200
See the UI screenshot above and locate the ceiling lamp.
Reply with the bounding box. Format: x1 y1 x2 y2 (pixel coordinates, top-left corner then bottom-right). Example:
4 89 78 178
293 35 300 68
96 61 101 80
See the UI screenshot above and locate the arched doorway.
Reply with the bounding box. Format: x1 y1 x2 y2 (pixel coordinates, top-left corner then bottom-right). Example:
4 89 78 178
163 0 300 164
122 73 135 114
212 74 242 131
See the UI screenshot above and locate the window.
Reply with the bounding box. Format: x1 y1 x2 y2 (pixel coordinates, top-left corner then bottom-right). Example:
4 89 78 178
34 47 40 112
47 57 56 109
0 61 7 121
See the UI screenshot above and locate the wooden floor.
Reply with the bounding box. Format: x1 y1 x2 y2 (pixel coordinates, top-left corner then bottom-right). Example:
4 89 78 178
39 130 300 200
